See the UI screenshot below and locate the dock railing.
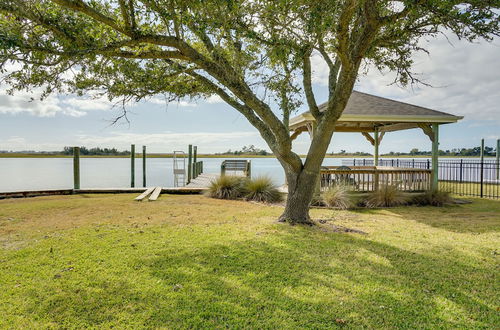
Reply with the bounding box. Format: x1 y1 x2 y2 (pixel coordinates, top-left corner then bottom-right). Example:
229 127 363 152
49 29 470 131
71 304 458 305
320 166 431 192
342 159 500 199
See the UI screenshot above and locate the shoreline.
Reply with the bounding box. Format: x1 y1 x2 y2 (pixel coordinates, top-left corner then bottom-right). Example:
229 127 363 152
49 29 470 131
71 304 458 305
0 153 496 159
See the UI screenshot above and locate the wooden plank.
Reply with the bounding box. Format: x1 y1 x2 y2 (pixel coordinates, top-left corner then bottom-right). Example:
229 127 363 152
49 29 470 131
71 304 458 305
134 187 155 201
148 186 162 201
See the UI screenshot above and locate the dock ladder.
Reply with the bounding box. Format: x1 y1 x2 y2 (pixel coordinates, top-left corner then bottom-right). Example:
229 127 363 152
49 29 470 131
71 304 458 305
173 151 186 187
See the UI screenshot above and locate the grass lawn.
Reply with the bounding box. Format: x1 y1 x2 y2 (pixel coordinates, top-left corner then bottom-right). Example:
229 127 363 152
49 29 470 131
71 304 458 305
0 194 499 328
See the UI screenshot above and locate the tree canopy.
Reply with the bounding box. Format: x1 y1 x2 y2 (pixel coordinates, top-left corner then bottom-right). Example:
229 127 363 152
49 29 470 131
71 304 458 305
1 0 498 223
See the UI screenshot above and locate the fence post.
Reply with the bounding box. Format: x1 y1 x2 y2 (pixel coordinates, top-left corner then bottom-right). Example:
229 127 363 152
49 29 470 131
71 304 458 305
187 144 192 184
142 145 146 187
73 147 80 190
459 159 463 183
131 144 135 188
412 159 415 168
427 159 430 169
353 159 356 166
480 138 484 198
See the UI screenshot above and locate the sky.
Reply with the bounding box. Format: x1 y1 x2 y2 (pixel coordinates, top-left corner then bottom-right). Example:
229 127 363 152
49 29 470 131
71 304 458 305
0 33 499 154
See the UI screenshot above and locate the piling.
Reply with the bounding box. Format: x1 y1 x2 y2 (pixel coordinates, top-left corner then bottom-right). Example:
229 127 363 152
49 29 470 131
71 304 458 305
187 144 193 184
73 147 80 189
142 145 146 187
193 146 198 179
131 144 135 188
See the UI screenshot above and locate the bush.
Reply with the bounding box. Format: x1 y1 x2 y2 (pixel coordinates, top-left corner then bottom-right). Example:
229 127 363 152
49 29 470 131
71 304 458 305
206 176 247 200
410 190 453 206
244 176 283 203
365 184 408 208
322 185 354 209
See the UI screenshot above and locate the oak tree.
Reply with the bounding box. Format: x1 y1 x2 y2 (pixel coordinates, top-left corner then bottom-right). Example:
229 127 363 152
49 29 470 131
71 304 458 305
1 0 498 223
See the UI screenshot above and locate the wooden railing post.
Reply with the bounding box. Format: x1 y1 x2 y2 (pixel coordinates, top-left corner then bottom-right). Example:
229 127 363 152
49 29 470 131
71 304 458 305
131 144 135 188
73 147 80 190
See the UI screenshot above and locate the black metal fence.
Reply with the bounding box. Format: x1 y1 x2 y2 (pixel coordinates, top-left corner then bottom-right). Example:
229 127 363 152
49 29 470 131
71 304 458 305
342 158 500 199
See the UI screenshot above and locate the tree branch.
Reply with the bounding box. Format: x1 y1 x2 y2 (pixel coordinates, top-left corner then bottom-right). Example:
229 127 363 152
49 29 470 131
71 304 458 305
302 48 320 120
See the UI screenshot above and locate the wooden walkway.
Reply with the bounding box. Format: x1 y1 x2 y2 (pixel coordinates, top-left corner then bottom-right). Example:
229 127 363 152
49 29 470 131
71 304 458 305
186 173 219 188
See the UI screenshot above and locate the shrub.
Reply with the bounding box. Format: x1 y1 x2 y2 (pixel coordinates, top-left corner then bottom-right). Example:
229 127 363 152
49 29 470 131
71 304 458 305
244 176 283 203
206 176 247 200
410 190 453 206
322 185 354 209
365 184 408 208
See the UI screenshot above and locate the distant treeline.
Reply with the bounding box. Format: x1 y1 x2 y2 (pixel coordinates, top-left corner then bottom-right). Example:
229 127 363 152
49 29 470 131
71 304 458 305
382 146 498 157
328 150 372 156
216 145 270 156
61 146 130 155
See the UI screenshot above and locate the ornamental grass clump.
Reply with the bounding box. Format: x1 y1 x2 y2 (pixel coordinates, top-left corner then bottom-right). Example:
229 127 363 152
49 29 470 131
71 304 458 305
322 185 354 209
365 184 408 208
411 190 453 206
244 176 283 203
206 176 247 200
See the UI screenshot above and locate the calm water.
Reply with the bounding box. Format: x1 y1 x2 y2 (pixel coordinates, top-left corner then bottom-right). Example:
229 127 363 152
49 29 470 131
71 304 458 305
1 157 494 192
0 157 347 192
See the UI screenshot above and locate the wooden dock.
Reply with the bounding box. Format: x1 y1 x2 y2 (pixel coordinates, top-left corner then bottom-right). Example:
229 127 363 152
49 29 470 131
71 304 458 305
185 173 219 188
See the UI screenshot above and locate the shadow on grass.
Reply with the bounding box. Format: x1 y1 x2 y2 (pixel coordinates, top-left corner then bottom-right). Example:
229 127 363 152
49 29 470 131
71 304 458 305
352 201 500 234
142 231 496 328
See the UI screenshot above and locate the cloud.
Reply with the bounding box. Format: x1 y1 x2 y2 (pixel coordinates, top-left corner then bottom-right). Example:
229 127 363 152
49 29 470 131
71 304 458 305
0 136 64 151
206 95 223 104
311 33 500 121
75 131 262 153
0 87 115 118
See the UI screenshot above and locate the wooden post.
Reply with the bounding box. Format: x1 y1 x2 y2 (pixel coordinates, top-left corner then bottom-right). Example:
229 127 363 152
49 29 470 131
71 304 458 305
193 146 198 178
480 138 484 197
431 124 439 191
131 144 135 188
142 145 146 187
221 161 226 176
247 160 252 178
187 144 192 184
73 146 80 190
496 139 499 180
374 128 379 166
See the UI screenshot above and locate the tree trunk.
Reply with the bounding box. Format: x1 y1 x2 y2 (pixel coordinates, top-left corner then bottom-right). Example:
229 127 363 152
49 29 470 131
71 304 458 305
278 166 320 224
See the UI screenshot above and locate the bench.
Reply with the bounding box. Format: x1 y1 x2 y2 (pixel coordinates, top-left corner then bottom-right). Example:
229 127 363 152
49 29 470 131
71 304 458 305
221 160 251 177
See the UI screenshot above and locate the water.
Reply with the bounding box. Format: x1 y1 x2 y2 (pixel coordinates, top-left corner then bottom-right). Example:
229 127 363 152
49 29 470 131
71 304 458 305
0 157 347 192
1 157 496 192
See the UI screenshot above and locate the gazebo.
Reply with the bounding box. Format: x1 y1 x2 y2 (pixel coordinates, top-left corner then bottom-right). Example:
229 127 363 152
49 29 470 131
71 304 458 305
289 91 463 191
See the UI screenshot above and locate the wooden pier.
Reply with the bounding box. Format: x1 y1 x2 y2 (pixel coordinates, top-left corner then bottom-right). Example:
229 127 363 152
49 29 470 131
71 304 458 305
185 173 219 188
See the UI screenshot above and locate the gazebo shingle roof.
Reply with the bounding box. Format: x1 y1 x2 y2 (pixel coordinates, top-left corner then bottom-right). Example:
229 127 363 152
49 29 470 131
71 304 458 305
289 90 463 133
321 91 459 118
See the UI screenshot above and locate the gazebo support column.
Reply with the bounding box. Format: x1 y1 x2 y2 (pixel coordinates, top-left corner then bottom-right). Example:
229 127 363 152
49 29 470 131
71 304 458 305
431 123 439 191
374 128 379 166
